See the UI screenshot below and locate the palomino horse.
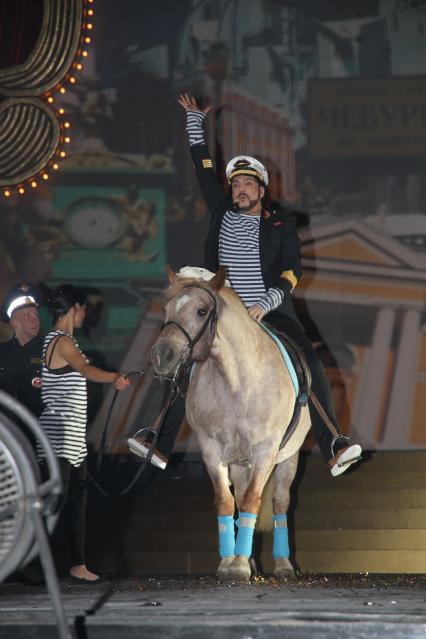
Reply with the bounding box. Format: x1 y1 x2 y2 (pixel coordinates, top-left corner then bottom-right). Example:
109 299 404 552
151 267 311 582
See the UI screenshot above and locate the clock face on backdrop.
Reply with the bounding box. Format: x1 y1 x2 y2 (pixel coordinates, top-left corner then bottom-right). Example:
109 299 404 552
53 183 167 281
64 196 125 248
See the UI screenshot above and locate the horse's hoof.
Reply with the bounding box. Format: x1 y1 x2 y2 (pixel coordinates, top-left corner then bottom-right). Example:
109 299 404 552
217 556 235 581
227 555 252 583
273 557 295 581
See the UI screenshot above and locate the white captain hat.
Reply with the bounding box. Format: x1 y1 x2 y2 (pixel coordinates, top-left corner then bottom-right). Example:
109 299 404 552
225 155 269 186
1 284 41 323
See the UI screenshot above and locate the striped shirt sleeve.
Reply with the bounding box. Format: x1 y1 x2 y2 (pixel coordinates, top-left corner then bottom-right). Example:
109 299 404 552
186 110 206 146
255 287 285 314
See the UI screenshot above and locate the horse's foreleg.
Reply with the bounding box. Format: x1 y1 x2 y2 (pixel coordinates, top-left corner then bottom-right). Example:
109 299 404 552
271 451 299 579
228 457 276 582
201 449 236 581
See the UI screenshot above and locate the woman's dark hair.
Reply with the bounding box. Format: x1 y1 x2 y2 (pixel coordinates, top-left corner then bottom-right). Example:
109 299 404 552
46 284 87 322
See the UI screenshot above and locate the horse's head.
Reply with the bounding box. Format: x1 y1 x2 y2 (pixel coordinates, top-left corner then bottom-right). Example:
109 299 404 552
151 266 226 377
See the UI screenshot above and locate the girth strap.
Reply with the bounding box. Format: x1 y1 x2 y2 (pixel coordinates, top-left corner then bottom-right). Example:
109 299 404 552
262 322 341 448
261 322 311 451
276 328 340 440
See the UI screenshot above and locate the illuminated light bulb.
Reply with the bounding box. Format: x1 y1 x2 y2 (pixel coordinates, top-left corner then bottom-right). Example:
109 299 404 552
86 23 93 29
82 51 88 57
47 96 54 103
84 36 91 44
31 181 37 188
69 76 76 84
18 187 25 194
60 151 66 158
58 108 65 115
88 9 94 16
64 137 71 144
4 190 11 197
76 63 83 70
64 122 70 128
53 163 59 170
59 86 66 94
42 173 49 180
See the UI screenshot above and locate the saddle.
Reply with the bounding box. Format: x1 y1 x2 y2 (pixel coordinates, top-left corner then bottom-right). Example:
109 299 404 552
260 322 312 450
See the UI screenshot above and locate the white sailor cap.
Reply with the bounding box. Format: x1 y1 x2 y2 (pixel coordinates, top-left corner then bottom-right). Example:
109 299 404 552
1 284 41 323
225 155 269 186
177 266 231 287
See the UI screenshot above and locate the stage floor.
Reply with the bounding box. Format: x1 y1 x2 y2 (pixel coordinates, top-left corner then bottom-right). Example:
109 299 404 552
0 574 425 638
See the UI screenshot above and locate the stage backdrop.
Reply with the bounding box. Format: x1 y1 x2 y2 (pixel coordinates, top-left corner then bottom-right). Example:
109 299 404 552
0 0 425 451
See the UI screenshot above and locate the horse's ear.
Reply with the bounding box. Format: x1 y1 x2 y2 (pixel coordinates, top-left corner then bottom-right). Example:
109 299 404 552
209 266 226 291
166 264 177 284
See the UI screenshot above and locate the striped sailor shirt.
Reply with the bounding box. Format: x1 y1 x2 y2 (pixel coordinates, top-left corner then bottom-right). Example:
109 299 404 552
39 330 88 467
186 109 284 313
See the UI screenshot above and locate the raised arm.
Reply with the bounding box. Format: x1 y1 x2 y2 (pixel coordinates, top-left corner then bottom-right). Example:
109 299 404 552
178 94 230 215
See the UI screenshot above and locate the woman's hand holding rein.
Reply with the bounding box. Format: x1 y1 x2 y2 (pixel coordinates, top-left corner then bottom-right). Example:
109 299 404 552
114 375 130 391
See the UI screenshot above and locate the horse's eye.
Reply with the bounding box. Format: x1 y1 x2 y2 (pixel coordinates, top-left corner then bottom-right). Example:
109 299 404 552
197 308 207 317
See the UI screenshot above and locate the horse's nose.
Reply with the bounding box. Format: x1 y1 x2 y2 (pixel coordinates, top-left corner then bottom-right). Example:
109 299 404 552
151 340 178 374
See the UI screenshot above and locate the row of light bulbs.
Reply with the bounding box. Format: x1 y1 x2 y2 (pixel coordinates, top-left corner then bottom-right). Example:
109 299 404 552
3 0 94 198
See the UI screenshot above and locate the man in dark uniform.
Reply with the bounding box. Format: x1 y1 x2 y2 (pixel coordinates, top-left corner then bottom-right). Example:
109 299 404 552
0 284 44 419
0 285 45 585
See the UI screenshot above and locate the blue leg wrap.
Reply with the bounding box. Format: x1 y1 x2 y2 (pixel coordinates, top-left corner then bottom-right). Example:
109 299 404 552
273 514 289 559
218 515 235 558
234 512 257 557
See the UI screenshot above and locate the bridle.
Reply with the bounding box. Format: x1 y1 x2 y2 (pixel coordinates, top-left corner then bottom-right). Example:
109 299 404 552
158 284 219 374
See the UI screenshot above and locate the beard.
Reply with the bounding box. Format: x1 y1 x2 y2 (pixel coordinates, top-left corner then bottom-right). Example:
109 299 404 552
233 193 262 212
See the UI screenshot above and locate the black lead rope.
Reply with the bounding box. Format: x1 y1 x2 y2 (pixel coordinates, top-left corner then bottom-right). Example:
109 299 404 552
94 370 143 481
89 368 181 499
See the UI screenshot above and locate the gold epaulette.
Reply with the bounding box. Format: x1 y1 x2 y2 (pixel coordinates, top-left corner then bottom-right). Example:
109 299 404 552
280 270 298 292
202 159 213 168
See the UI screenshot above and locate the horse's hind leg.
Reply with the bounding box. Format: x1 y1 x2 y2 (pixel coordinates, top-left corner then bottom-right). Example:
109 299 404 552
272 451 299 579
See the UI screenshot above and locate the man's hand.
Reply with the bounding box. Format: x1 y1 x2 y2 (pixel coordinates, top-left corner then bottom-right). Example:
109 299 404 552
178 93 211 115
248 304 266 322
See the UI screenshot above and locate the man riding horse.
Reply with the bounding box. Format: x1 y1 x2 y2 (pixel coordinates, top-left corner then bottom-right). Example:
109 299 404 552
138 93 362 477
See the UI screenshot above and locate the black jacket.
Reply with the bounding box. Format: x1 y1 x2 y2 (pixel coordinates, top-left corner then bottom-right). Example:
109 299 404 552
190 142 302 321
0 335 44 417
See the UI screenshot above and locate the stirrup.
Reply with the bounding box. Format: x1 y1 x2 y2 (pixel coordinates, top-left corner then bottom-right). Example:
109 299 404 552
329 443 362 477
127 427 168 470
330 434 350 460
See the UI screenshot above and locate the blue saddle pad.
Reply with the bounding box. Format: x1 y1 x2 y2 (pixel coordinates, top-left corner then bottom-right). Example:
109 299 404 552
260 323 299 396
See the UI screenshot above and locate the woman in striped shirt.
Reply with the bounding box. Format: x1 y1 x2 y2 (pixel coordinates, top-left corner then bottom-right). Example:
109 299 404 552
40 284 129 582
